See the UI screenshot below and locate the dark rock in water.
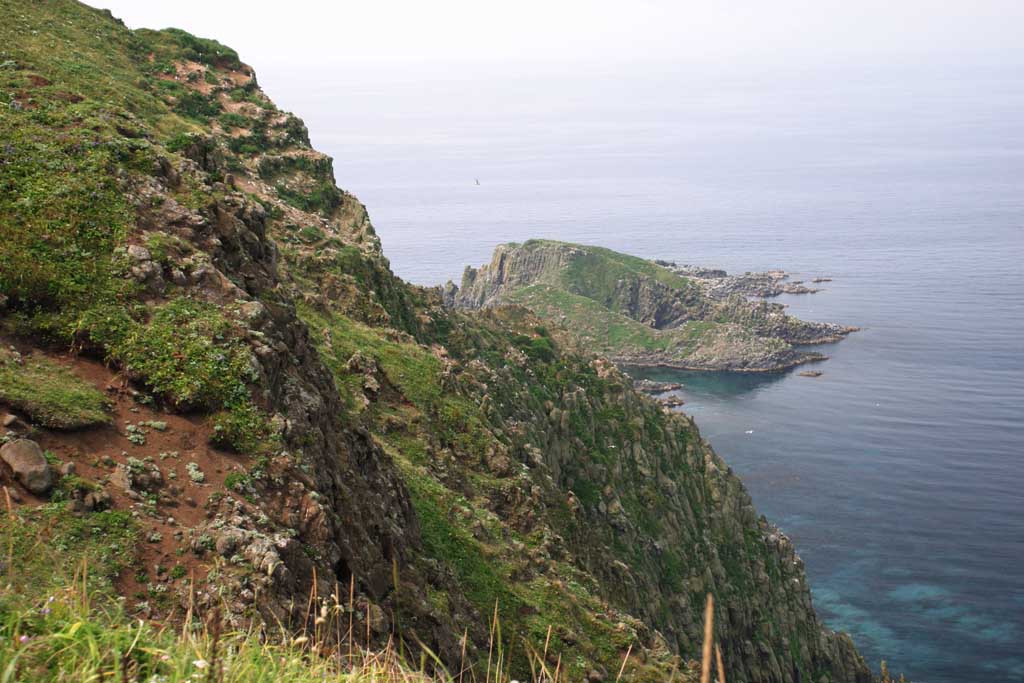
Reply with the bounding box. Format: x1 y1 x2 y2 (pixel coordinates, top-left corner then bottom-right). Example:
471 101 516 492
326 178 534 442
657 394 685 407
1 439 54 495
633 379 683 394
799 370 823 377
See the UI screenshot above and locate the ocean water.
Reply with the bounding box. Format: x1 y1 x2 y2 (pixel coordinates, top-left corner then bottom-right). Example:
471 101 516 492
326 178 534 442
266 63 1024 682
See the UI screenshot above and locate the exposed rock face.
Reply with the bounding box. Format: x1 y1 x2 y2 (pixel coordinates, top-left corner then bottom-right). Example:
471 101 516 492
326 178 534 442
1 439 54 495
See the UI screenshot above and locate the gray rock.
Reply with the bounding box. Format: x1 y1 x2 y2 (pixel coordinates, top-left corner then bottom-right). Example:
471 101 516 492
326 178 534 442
1 439 54 495
60 461 76 477
127 244 152 262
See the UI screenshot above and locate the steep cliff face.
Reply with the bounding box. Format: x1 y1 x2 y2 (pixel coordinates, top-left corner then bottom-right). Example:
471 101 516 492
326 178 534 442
0 3 871 682
447 241 854 371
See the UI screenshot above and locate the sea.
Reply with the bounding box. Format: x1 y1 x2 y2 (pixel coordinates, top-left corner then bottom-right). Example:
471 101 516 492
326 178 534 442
263 62 1024 682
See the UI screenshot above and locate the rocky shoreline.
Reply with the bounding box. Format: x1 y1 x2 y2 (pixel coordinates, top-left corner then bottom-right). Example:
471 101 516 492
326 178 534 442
654 260 826 298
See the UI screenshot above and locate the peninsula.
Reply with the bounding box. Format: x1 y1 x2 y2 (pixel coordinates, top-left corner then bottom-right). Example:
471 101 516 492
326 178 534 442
445 240 855 372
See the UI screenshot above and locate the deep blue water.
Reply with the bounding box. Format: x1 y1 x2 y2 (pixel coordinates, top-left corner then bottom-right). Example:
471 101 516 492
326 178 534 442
264 63 1024 682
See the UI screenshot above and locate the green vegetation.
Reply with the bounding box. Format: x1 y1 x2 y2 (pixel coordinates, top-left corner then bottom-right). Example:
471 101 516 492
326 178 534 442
405 475 515 615
459 241 808 370
299 304 443 412
79 298 275 453
516 239 691 293
219 111 251 129
173 89 221 121
136 26 242 70
506 284 725 360
276 179 344 215
0 502 138 604
0 100 138 315
81 298 251 410
0 347 110 429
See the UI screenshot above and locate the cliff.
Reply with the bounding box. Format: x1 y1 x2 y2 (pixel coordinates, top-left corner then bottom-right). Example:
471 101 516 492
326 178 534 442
446 240 855 371
0 3 871 682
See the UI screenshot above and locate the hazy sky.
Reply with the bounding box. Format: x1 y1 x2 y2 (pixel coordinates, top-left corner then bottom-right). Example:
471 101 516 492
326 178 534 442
87 1 1023 73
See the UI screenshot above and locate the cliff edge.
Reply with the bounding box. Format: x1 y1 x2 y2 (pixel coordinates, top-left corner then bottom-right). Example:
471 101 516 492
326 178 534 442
0 3 870 682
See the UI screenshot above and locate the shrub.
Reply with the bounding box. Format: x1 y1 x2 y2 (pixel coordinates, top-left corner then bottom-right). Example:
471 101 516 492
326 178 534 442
173 90 221 121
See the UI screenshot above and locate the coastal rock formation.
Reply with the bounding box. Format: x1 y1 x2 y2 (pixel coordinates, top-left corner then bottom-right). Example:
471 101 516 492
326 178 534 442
447 241 854 371
658 262 822 298
0 4 872 683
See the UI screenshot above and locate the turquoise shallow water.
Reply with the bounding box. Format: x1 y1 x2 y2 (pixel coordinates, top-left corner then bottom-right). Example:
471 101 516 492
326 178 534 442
266 63 1024 682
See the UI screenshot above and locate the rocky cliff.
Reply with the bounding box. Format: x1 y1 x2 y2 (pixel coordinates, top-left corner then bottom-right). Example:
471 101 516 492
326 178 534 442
0 3 871 682
446 240 855 371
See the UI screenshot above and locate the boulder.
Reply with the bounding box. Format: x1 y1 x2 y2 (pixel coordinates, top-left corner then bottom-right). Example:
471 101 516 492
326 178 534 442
126 244 152 262
1 439 54 495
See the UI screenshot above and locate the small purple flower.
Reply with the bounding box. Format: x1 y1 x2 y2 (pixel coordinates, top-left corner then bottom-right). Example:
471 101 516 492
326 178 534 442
18 635 29 644
40 608 51 616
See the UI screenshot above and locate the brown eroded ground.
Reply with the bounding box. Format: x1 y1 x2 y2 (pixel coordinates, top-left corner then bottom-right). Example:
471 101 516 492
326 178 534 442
1 339 255 617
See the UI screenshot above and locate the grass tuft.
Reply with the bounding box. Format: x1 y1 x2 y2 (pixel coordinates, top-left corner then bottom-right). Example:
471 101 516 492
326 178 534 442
0 347 110 429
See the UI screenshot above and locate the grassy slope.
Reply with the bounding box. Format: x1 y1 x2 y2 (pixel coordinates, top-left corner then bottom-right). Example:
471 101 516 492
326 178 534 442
505 284 714 355
517 239 691 292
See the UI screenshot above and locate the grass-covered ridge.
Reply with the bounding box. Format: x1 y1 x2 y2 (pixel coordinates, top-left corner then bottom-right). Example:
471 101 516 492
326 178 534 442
455 240 809 371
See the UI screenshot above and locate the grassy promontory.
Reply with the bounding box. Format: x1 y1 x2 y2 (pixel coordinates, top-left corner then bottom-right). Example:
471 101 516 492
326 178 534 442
447 240 852 372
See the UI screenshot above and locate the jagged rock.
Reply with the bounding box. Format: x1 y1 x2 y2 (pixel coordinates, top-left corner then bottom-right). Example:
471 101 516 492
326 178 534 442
633 379 682 394
1 439 54 495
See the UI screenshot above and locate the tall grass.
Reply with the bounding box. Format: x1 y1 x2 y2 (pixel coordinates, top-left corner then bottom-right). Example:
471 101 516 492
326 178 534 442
0 565 434 683
0 483 734 683
0 563 737 683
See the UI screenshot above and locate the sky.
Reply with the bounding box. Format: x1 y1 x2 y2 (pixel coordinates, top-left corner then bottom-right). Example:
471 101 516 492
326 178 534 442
87 1 1023 74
